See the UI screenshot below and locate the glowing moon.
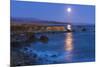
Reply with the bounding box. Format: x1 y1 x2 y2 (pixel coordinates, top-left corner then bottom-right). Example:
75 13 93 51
67 7 72 13
67 24 72 30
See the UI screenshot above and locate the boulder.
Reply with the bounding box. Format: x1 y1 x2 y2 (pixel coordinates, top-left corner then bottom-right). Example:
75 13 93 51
39 35 49 43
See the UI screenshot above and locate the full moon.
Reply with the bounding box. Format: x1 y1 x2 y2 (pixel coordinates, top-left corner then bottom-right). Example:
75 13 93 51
67 7 71 13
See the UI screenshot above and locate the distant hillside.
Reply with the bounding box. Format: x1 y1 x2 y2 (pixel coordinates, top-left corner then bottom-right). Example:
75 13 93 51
11 18 95 26
11 18 68 26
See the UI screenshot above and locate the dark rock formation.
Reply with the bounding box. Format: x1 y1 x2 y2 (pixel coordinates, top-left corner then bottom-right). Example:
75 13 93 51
39 35 49 43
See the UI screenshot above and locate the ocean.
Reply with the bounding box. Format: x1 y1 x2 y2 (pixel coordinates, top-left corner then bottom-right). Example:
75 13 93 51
11 25 95 66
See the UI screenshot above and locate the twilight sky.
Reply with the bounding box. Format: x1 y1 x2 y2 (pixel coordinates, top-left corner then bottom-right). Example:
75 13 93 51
11 0 95 24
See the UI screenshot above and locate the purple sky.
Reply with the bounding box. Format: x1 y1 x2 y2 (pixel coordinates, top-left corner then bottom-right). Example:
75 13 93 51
11 0 95 24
